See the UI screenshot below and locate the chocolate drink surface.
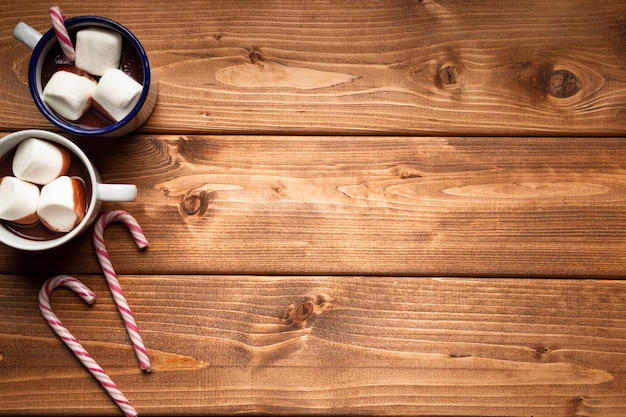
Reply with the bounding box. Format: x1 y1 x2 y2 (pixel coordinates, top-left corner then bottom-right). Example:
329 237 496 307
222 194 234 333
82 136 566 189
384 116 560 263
0 144 92 241
41 28 144 129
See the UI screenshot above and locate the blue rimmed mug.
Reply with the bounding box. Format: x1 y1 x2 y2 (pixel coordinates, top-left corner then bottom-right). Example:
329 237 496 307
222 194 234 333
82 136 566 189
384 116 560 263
13 16 157 138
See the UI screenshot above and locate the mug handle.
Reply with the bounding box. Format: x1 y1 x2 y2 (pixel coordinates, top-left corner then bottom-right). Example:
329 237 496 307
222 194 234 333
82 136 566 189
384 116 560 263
13 22 43 50
97 184 138 202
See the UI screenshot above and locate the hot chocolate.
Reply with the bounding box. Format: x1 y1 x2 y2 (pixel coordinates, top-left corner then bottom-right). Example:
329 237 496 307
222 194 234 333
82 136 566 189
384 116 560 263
0 143 92 241
40 28 144 130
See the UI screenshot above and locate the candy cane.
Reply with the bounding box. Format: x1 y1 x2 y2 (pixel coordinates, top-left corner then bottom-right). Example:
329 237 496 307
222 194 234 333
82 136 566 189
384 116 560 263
49 6 76 61
93 210 151 372
39 275 138 417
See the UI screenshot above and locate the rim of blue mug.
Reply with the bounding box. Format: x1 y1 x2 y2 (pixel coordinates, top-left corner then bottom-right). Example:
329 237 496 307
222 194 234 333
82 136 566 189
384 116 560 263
28 16 151 137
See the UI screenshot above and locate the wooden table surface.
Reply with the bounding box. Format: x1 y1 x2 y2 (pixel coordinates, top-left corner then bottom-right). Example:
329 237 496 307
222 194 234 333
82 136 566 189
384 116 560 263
2 1 626 416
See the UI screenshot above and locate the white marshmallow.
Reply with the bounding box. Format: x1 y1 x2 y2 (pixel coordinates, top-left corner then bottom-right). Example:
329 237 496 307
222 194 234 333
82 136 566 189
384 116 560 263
12 138 70 185
37 176 86 233
92 68 143 122
0 176 40 224
43 70 97 121
75 27 122 76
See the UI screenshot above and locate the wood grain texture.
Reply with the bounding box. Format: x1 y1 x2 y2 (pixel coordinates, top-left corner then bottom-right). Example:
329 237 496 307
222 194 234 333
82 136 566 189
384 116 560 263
2 134 626 278
2 275 626 416
2 0 626 135
2 1 626 416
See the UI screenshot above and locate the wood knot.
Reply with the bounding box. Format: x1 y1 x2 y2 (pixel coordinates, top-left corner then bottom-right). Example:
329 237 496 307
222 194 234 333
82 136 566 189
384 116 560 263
179 189 213 222
539 67 580 98
294 301 314 321
534 345 551 355
438 66 459 87
282 294 331 329
400 170 422 179
248 50 263 64
448 353 470 358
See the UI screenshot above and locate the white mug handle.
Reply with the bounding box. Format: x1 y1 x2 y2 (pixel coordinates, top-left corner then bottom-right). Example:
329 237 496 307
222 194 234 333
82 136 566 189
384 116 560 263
97 183 138 202
13 22 43 50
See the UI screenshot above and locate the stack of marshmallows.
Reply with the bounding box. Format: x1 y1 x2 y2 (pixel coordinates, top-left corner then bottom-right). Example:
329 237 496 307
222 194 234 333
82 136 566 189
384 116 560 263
43 27 142 123
0 138 85 233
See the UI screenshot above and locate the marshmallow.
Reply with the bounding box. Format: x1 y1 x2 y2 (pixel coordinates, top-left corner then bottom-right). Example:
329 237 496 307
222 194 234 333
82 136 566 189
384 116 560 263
43 70 97 121
75 27 122 76
0 176 40 224
12 138 71 185
37 176 86 233
92 68 142 122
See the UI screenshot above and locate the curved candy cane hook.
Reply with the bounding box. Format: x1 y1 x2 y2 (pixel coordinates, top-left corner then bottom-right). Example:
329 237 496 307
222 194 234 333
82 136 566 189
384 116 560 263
39 275 138 417
93 210 151 372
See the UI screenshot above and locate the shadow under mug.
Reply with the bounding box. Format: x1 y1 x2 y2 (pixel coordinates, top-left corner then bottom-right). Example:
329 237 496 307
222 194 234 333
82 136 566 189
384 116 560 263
13 16 157 138
0 130 137 251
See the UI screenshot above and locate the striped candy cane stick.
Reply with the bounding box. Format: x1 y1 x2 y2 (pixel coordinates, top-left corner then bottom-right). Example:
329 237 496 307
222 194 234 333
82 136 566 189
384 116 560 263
39 275 138 417
94 210 151 372
49 6 75 61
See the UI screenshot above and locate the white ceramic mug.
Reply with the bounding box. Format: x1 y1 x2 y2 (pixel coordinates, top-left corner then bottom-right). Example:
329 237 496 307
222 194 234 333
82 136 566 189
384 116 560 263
0 130 137 250
13 16 157 138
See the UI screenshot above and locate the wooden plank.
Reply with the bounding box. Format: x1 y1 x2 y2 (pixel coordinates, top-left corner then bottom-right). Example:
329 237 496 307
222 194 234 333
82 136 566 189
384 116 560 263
2 0 626 135
2 134 626 278
1 275 626 416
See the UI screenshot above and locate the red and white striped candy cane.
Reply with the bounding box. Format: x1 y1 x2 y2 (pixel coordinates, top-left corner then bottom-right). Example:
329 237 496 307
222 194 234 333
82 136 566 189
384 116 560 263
39 275 138 417
49 6 75 61
93 210 151 372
